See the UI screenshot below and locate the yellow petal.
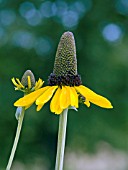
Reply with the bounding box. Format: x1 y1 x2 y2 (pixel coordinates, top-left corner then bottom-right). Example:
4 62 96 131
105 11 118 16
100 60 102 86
50 87 63 114
12 78 18 86
60 86 70 109
50 87 60 112
38 78 44 88
84 100 90 107
27 76 31 89
36 86 58 105
67 86 78 108
25 103 33 110
34 82 39 90
34 78 44 90
55 107 63 114
14 86 50 107
12 78 24 89
16 78 24 88
36 104 44 111
75 85 113 108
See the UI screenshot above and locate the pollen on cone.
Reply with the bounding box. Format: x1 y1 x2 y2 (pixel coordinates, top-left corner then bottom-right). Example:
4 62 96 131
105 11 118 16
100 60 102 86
53 31 77 77
21 70 35 88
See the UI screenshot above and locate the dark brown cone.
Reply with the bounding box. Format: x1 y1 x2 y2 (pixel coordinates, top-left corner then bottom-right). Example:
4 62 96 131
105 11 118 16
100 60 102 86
48 32 82 86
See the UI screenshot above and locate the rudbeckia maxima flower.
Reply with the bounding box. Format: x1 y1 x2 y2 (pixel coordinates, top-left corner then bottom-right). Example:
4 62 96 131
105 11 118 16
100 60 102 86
14 32 113 114
12 70 44 92
12 70 44 109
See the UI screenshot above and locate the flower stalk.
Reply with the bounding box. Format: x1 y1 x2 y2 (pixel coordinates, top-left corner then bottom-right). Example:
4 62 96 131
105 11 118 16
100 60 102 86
7 70 44 169
6 107 25 170
55 108 68 170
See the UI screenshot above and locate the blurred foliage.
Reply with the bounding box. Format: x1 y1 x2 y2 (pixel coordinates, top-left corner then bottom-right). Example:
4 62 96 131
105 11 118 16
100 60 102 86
0 0 128 169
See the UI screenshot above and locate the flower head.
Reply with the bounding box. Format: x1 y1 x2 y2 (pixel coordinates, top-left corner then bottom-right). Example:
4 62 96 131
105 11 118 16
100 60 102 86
14 32 113 114
12 70 44 93
12 70 44 109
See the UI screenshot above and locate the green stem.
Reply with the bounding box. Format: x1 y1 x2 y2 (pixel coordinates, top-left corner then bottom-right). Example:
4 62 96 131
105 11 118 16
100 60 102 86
55 108 68 170
6 107 25 170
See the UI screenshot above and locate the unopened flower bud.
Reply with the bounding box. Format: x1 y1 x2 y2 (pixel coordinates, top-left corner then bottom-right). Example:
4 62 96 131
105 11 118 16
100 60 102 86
21 70 35 88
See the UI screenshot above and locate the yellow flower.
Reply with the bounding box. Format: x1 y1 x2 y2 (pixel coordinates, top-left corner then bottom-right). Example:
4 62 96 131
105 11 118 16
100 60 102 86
12 70 44 93
14 84 112 114
14 32 113 114
12 77 43 92
12 70 44 109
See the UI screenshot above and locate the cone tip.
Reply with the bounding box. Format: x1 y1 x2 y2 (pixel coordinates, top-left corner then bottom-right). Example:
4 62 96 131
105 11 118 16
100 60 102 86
62 31 74 37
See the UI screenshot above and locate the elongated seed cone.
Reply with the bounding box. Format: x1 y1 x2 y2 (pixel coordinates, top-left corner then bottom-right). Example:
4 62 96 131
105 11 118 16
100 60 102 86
53 31 77 77
21 70 35 87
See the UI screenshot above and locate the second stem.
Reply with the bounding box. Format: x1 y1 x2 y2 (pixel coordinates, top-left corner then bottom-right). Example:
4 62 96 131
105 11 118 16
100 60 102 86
6 107 25 170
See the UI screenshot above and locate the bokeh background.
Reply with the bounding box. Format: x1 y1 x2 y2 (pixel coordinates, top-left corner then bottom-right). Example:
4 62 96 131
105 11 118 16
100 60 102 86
0 0 128 169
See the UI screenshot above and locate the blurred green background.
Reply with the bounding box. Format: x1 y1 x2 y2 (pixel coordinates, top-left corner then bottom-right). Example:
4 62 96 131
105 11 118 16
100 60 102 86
0 0 128 169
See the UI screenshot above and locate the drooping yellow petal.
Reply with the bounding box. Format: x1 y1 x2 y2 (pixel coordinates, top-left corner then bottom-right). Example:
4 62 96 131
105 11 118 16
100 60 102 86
36 86 58 105
50 87 60 112
60 86 70 109
14 86 50 107
75 85 113 108
36 104 44 111
50 87 63 114
25 103 33 110
55 107 63 114
67 86 78 108
84 99 90 107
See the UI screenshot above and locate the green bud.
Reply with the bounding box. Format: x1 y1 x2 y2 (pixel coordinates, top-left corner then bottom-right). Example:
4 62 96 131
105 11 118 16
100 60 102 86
21 70 35 88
